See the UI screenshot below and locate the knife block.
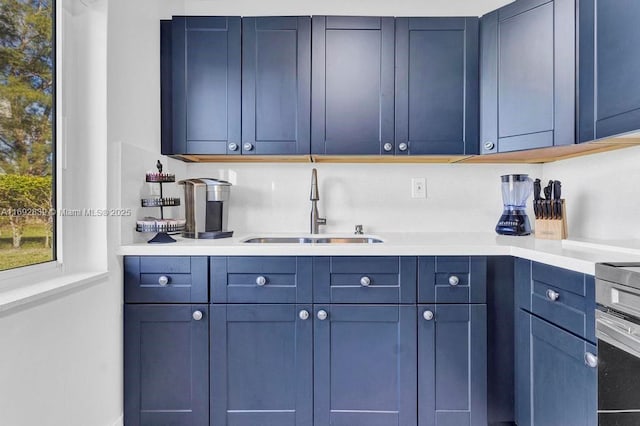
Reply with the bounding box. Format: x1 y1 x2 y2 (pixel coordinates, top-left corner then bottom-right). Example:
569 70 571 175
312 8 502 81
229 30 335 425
534 199 567 240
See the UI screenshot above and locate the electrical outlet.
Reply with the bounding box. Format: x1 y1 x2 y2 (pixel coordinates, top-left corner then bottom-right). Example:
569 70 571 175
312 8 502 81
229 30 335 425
411 178 426 199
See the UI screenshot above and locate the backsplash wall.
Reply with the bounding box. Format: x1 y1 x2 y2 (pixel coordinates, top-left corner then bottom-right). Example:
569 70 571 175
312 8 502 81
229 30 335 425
543 145 640 241
186 162 540 236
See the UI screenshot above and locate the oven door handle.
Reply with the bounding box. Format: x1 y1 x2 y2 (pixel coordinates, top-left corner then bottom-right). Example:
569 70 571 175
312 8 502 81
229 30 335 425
596 310 640 358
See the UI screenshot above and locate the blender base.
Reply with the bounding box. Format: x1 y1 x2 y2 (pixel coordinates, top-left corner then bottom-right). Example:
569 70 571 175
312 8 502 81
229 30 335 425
496 209 531 236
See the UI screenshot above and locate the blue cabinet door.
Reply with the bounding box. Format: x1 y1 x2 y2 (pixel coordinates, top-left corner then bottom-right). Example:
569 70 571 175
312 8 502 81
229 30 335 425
418 304 487 426
167 16 241 155
578 0 640 141
480 0 575 153
313 305 417 425
311 16 395 155
515 310 597 426
395 18 479 155
210 304 313 426
124 304 209 426
242 17 311 155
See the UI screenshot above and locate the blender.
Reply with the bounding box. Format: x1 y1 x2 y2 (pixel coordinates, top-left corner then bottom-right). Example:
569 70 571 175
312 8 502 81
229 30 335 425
496 174 533 236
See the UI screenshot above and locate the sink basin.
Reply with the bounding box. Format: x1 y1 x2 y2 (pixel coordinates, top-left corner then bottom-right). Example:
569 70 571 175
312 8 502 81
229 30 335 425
243 236 384 244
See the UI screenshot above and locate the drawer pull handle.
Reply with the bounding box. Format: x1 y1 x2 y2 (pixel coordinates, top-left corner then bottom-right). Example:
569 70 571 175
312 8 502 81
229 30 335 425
192 310 203 321
448 275 460 286
317 310 328 321
584 352 598 368
360 276 371 287
546 289 560 301
299 310 310 321
158 275 169 286
423 310 434 321
256 276 267 286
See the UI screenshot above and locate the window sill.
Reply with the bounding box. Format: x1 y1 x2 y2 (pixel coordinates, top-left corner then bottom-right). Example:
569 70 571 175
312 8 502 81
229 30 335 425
0 271 109 314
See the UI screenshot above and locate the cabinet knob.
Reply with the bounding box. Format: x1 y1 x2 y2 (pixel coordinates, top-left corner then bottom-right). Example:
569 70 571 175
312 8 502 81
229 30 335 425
546 289 560 302
423 310 434 321
484 141 495 150
192 310 203 321
317 310 328 321
398 142 408 152
584 352 598 368
228 142 239 152
448 275 460 286
158 275 169 286
299 310 310 320
383 143 393 152
360 276 371 287
243 143 254 152
256 276 267 286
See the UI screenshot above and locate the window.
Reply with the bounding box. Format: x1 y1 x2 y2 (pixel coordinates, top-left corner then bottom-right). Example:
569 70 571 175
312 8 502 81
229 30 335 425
0 0 55 271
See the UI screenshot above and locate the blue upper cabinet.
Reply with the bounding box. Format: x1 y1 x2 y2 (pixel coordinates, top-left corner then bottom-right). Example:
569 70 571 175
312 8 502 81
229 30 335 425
480 0 575 154
311 16 395 155
578 0 640 142
242 17 311 155
395 18 479 155
164 16 241 155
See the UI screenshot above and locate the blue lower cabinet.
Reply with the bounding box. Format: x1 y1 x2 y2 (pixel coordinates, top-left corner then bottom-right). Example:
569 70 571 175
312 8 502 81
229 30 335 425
515 310 597 426
124 304 209 426
418 304 487 426
210 304 313 426
313 305 417 425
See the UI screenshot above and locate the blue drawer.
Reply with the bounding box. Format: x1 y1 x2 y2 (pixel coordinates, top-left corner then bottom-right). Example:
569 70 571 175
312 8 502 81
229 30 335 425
531 262 595 343
210 257 312 303
124 256 208 303
313 256 417 304
418 256 486 303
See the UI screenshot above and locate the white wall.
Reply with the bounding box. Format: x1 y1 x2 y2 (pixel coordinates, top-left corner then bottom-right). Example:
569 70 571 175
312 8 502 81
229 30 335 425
184 0 513 17
0 281 119 426
543 145 640 240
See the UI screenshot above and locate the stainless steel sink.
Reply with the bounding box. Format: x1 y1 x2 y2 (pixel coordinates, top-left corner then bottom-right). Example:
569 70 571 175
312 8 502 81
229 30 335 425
313 237 383 244
243 237 314 244
242 236 383 244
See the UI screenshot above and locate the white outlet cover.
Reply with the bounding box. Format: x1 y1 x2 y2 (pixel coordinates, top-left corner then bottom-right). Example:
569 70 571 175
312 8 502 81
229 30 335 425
411 177 426 198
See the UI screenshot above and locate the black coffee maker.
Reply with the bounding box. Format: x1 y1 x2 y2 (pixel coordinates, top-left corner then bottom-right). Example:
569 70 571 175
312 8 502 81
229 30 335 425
495 174 532 236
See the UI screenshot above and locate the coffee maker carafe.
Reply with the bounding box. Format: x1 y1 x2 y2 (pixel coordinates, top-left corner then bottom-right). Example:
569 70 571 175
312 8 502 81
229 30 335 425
496 174 532 236
179 178 233 239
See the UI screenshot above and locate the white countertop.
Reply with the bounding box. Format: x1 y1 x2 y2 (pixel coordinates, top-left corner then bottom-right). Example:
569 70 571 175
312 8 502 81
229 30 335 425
118 232 640 275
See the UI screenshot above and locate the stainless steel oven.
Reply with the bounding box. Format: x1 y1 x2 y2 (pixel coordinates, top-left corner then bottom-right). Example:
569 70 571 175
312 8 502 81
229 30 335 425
595 263 640 425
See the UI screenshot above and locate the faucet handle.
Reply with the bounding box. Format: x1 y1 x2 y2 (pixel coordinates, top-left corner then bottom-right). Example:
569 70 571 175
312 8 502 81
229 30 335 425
355 225 364 235
318 217 327 226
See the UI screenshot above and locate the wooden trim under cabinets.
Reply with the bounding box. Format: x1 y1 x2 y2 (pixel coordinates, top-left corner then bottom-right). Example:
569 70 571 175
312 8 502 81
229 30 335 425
169 138 640 164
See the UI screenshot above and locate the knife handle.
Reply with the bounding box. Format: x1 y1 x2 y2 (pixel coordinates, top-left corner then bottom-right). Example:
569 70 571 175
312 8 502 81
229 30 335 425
553 180 562 200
